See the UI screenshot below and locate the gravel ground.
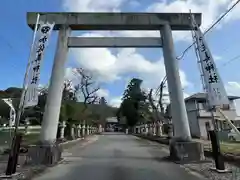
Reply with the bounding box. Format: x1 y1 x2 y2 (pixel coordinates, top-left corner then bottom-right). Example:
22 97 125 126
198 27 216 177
182 157 239 180
0 154 34 180
0 165 47 180
136 134 240 180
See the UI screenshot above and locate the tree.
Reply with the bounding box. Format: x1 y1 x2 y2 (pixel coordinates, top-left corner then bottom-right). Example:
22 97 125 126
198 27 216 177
148 89 165 123
4 87 22 98
73 68 100 113
165 104 171 119
158 81 166 113
99 97 107 105
62 80 75 101
118 78 147 127
60 80 78 126
97 96 108 126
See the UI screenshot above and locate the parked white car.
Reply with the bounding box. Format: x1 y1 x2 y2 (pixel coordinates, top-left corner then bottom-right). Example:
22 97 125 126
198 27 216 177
228 128 240 141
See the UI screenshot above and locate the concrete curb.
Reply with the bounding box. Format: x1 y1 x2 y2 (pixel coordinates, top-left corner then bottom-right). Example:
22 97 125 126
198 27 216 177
59 137 83 149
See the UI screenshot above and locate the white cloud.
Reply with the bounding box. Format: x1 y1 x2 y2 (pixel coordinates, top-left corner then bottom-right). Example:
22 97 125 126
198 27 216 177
96 88 110 98
69 35 190 90
145 0 235 42
62 0 126 12
155 85 191 106
226 82 240 95
109 96 122 107
69 32 190 88
38 84 45 89
129 0 140 8
111 0 240 42
65 67 75 80
62 0 240 43
225 81 240 115
223 0 240 22
98 0 234 42
213 55 222 61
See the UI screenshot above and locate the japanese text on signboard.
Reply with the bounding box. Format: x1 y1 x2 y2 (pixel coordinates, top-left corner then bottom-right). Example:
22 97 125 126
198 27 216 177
24 21 54 108
191 14 229 107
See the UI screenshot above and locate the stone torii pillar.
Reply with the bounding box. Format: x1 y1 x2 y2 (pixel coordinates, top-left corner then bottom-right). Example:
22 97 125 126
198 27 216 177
40 26 71 144
160 24 191 141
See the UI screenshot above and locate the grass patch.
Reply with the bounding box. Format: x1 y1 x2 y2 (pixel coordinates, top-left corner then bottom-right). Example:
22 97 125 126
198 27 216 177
220 141 240 155
0 128 40 148
22 133 40 145
202 141 240 155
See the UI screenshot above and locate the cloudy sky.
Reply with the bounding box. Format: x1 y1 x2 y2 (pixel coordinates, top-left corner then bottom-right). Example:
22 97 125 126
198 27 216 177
1 0 240 112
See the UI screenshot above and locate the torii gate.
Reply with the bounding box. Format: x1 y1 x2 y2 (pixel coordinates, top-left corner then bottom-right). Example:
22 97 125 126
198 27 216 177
27 12 202 144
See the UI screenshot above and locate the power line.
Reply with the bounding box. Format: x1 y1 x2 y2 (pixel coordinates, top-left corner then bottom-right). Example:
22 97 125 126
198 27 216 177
177 0 240 60
221 54 240 67
159 0 240 90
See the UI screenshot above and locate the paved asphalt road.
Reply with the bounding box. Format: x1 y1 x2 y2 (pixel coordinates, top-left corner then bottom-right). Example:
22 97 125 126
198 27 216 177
34 133 205 180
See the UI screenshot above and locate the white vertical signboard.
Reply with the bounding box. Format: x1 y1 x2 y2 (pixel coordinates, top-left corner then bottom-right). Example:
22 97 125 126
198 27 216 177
191 15 229 108
2 99 16 127
24 21 54 108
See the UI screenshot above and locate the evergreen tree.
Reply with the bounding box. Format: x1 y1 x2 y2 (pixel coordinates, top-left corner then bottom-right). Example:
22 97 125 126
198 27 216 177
119 78 147 127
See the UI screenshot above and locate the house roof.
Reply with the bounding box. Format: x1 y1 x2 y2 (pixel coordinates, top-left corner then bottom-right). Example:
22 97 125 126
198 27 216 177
106 117 118 123
185 92 240 102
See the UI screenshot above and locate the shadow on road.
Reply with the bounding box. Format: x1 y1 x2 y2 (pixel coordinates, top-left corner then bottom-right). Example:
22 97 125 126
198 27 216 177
75 155 170 161
101 132 127 135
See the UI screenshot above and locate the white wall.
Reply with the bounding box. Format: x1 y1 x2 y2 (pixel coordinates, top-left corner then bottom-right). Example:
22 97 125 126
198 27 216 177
185 100 200 138
188 111 201 137
185 100 197 111
198 118 212 139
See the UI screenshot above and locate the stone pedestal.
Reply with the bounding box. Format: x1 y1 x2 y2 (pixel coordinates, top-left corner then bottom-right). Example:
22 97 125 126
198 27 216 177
81 125 85 137
153 123 156 136
24 120 30 135
86 125 90 135
89 127 92 134
26 143 62 165
167 124 174 139
77 125 81 137
157 122 163 137
141 125 144 134
59 121 66 140
148 125 152 136
144 124 148 135
169 139 205 163
70 125 75 139
98 124 102 133
136 126 140 134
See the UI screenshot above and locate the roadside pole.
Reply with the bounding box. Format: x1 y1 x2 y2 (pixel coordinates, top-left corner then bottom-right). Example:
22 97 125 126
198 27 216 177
5 13 41 176
209 107 225 171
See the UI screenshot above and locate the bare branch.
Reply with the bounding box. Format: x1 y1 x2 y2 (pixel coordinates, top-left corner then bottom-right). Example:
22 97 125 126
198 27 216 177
74 68 100 112
148 89 162 123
